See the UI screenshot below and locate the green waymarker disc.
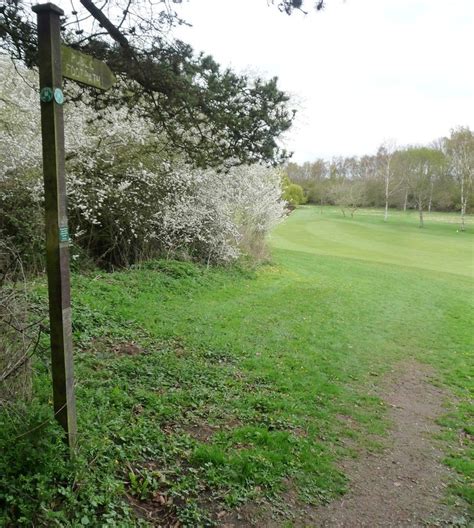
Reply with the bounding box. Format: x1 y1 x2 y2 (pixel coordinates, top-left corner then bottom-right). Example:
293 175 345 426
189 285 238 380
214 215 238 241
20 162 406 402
40 86 53 102
54 88 64 105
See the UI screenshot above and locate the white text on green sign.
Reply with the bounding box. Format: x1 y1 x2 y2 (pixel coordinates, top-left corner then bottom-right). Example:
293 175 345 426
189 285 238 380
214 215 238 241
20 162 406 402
61 46 115 91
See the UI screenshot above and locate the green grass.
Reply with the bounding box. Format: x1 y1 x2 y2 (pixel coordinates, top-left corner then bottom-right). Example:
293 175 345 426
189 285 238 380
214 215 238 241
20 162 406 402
1 207 473 526
271 206 473 277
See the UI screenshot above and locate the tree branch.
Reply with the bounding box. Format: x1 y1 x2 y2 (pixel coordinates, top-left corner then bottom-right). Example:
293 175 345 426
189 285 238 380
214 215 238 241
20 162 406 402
79 0 132 52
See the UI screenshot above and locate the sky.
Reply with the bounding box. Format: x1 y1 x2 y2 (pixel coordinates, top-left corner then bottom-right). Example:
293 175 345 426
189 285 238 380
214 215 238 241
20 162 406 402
171 0 474 162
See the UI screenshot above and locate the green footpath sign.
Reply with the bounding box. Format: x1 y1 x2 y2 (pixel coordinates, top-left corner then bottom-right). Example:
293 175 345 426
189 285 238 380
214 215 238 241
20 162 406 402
61 45 115 91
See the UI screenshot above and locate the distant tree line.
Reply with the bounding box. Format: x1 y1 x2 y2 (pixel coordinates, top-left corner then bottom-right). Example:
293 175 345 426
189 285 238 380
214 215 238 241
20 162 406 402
284 128 474 228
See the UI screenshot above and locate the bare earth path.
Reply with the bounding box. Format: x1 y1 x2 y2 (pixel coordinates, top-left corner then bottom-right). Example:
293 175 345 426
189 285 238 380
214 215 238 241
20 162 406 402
310 361 458 527
223 361 464 527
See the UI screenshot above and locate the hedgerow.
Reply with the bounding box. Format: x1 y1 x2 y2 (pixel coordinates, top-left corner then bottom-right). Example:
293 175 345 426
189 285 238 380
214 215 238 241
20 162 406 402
0 58 286 271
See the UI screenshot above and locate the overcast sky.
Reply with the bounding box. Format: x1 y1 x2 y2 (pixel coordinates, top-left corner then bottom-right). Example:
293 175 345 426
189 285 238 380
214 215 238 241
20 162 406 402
172 0 474 162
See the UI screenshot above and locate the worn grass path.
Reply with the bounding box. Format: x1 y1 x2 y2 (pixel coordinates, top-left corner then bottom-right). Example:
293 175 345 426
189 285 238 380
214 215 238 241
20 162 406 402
2 207 472 527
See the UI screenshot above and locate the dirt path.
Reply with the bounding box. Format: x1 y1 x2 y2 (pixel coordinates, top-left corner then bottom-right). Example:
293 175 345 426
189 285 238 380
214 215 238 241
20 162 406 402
310 361 458 527
222 361 463 528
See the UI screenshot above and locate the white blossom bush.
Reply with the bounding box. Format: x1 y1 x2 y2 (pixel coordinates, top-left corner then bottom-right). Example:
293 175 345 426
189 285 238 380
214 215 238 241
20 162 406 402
0 59 286 269
154 164 286 264
67 155 286 266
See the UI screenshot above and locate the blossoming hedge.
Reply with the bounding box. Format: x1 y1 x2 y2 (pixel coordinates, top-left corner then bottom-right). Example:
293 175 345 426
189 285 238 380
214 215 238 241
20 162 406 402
0 59 286 270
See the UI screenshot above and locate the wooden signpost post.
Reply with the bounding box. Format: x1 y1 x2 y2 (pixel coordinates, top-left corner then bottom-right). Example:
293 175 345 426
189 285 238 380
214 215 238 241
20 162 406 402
32 2 115 450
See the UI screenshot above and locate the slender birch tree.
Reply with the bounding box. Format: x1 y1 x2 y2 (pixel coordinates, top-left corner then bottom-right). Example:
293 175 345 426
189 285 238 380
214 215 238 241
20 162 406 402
445 127 474 232
376 140 401 221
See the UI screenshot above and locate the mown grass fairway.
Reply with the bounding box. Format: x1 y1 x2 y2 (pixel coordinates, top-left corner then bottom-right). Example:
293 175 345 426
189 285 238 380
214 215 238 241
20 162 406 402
271 207 472 277
2 207 472 526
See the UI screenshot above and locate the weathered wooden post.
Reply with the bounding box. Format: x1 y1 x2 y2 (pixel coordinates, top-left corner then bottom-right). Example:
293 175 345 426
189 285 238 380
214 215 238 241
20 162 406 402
32 3 77 449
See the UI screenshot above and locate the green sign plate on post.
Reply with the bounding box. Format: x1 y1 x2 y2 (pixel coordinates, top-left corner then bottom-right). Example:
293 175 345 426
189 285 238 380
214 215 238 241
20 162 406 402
59 226 69 243
61 45 115 90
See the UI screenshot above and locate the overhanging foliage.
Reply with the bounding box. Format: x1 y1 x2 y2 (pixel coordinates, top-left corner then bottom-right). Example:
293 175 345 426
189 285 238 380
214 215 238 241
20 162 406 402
0 0 300 167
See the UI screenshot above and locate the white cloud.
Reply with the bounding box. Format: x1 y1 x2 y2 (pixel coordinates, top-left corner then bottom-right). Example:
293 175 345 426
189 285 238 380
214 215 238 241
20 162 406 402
173 0 474 161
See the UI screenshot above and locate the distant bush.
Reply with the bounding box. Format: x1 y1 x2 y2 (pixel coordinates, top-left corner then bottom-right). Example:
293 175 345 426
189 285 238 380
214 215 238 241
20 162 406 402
281 175 306 207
